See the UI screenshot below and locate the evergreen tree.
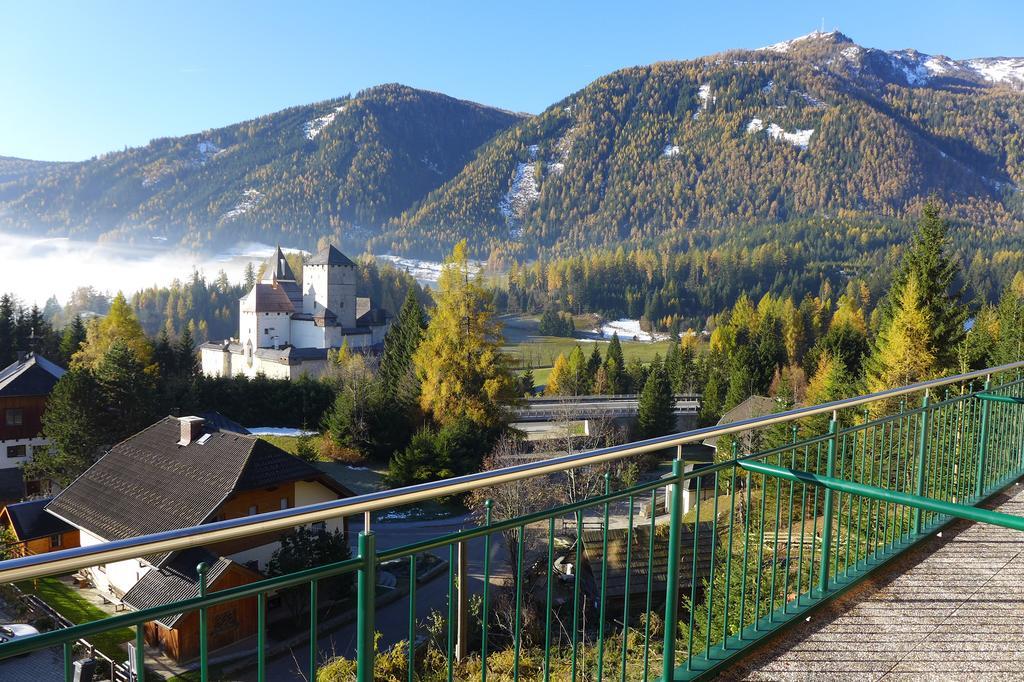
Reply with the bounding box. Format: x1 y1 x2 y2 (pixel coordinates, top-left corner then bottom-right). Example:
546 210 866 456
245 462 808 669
0 295 15 366
565 345 591 395
606 332 624 373
59 315 87 365
377 287 427 405
637 365 674 439
93 340 158 437
991 278 1024 365
243 262 257 291
153 328 175 375
29 369 107 487
519 368 535 396
586 345 602 378
414 241 517 428
880 202 968 371
176 323 198 378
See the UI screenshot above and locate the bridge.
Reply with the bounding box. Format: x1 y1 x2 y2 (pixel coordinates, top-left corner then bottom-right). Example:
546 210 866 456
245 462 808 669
1 363 1024 680
510 393 701 421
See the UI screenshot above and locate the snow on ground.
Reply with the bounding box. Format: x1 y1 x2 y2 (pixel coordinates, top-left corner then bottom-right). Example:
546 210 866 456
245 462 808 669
759 30 840 53
220 188 262 222
498 145 541 237
196 141 221 162
662 145 681 157
746 118 813 149
246 427 317 437
376 254 482 285
762 80 775 94
800 92 826 107
304 104 346 140
766 123 814 148
592 319 669 343
967 58 1024 87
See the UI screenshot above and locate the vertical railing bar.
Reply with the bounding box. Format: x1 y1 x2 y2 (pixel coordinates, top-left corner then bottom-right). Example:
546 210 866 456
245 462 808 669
408 555 417 682
543 517 555 682
754 465 768 629
704 469 721 660
738 469 752 640
135 622 145 682
794 443 808 602
570 508 582 681
783 431 796 614
446 543 456 682
198 561 208 682
642 488 656 681
596 474 611 679
807 438 823 595
309 577 319 680
257 591 267 682
662 458 685 678
356 531 376 682
913 390 931 535
722 443 738 648
818 413 838 593
63 641 72 682
685 467 702 672
513 526 524 682
481 500 493 682
976 377 993 499
619 495 635 682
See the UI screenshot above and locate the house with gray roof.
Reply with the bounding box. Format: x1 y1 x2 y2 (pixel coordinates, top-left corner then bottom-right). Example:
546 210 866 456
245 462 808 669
42 414 354 661
0 351 66 495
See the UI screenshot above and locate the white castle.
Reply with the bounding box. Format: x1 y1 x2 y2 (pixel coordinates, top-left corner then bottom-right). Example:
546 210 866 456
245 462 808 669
200 245 391 380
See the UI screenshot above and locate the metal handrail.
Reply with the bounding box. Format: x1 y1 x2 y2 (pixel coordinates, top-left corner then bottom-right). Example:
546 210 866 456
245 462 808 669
1 360 1020 584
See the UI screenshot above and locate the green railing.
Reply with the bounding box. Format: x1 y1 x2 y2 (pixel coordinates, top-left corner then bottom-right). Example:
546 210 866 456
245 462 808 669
1 364 1023 681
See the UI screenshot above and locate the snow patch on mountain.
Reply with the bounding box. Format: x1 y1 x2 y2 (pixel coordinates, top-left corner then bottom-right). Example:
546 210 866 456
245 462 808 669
376 254 482 285
221 188 262 222
760 30 845 53
746 119 813 148
499 145 541 238
304 105 347 140
967 58 1024 87
662 145 681 157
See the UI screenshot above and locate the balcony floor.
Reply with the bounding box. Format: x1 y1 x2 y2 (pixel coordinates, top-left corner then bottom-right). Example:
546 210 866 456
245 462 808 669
727 479 1024 681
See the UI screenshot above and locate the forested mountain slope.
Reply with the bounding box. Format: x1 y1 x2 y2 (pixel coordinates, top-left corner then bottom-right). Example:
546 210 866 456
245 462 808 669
3 32 1022 261
0 84 523 250
378 31 1024 258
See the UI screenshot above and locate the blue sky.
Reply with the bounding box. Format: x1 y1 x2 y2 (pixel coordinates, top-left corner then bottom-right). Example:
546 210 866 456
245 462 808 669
3 1 1023 162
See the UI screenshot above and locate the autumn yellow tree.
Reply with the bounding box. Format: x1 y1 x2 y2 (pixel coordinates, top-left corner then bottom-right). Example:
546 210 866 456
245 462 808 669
72 292 154 369
414 241 518 428
865 275 937 394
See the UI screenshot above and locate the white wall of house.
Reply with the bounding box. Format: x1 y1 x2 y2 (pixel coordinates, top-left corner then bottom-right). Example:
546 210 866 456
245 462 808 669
80 530 150 599
0 437 48 469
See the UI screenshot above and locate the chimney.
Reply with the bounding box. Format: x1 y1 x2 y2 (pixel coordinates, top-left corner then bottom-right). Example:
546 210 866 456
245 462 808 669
178 416 206 446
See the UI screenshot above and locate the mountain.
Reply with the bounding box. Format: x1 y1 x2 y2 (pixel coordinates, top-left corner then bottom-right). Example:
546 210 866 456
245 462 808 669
376 31 1024 258
3 33 1023 260
0 84 523 250
0 156 66 184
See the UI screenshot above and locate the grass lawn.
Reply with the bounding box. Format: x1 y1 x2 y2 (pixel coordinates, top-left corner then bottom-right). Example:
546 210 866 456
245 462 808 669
18 577 133 661
258 434 302 455
500 314 693 387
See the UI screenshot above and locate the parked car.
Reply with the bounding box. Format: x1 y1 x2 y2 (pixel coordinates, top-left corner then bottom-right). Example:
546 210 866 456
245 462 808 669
0 624 39 653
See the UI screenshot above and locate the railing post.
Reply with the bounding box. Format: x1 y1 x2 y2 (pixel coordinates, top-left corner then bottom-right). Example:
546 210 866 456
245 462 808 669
197 561 208 682
356 531 376 682
975 376 993 499
661 458 685 681
913 390 931 534
455 540 469 661
818 412 839 594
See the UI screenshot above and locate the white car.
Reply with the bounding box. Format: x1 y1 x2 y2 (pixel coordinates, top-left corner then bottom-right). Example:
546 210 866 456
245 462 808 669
0 624 39 648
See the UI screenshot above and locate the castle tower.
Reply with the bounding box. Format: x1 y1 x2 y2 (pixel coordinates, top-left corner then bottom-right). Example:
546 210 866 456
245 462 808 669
303 245 357 328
